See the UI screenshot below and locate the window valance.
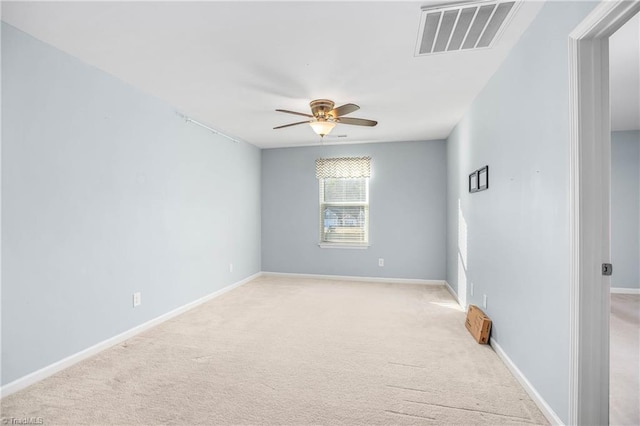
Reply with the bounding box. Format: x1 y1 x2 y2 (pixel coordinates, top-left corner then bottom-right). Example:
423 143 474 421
315 157 371 179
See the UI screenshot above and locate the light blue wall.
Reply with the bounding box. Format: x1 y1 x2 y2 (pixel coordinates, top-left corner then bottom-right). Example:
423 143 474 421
262 140 446 280
445 1 597 423
1 23 261 385
611 130 640 290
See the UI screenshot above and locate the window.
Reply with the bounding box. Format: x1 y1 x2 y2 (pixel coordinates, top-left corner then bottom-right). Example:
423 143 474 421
316 157 371 247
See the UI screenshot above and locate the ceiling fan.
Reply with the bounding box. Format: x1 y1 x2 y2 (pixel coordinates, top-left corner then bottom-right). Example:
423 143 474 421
274 99 377 137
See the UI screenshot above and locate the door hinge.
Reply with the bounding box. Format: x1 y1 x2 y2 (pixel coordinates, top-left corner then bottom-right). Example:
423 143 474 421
602 263 613 276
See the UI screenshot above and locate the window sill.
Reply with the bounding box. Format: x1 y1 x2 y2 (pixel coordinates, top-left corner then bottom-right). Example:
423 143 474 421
318 243 370 249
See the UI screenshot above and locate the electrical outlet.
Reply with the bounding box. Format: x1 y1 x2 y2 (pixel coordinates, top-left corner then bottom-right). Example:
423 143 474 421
378 258 384 267
483 294 487 309
229 263 233 273
133 292 141 308
470 282 474 296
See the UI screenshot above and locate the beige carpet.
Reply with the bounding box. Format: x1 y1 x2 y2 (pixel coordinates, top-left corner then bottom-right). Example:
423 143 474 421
610 293 640 426
2 276 547 425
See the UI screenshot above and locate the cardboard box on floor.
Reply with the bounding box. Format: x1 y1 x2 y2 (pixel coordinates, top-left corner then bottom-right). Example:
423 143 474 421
465 305 492 344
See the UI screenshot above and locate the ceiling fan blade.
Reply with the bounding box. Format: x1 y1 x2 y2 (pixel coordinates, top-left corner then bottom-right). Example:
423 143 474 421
273 120 309 130
330 103 360 117
276 109 313 118
338 117 377 127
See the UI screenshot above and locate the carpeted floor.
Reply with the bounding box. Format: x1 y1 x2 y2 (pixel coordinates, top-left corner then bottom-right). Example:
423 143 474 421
1 276 548 425
610 293 640 426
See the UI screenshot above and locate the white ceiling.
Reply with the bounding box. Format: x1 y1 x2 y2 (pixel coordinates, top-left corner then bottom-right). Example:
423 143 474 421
1 1 637 148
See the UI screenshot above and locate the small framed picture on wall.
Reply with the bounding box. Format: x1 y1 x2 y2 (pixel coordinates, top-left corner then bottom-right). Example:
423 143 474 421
469 171 478 193
478 166 489 190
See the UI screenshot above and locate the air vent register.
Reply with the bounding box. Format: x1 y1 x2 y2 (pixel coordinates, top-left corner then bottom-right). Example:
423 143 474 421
416 1 518 56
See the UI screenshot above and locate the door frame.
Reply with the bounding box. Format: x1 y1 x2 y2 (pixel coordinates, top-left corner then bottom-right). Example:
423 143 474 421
568 1 640 424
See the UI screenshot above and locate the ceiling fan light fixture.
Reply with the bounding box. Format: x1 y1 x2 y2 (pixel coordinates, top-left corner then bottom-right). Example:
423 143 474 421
274 99 376 136
309 120 336 137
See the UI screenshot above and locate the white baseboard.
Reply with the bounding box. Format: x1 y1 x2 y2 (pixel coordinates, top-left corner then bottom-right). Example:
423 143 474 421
260 271 445 286
444 280 465 309
610 287 640 295
0 272 260 398
490 338 563 426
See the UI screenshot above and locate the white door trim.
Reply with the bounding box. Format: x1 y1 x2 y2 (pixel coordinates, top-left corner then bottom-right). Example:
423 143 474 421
568 2 640 425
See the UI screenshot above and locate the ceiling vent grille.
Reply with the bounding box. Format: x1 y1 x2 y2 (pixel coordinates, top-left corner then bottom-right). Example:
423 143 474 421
415 1 518 56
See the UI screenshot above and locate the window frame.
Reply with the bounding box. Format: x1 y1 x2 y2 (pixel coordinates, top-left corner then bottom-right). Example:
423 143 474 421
318 176 370 249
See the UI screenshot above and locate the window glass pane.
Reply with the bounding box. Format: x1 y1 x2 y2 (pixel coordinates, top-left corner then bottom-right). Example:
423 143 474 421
322 178 367 203
321 205 367 243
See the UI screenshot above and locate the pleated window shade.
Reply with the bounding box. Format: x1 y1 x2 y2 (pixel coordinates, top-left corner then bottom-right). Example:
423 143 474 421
317 157 370 245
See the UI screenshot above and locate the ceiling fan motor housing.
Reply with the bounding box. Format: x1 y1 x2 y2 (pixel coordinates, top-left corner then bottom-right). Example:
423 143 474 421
310 99 335 119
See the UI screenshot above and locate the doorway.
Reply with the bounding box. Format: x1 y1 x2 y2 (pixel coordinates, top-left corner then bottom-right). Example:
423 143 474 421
609 11 640 425
569 1 640 424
